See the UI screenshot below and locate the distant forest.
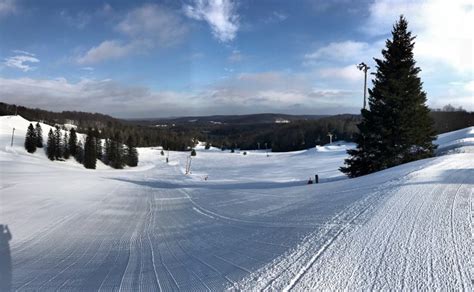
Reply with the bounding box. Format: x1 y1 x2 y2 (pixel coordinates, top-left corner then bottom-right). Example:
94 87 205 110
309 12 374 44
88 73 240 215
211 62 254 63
1 102 472 152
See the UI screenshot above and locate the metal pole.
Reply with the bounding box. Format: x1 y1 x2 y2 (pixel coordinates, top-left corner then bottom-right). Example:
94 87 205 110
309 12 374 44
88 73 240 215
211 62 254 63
363 68 367 109
188 156 192 174
357 62 370 110
11 128 15 147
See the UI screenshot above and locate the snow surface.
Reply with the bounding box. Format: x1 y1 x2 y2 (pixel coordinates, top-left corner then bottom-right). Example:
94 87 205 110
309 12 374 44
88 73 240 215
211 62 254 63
0 115 472 290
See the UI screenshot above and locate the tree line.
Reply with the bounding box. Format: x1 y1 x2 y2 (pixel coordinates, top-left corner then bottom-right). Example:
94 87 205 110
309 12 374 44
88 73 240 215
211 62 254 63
24 123 138 169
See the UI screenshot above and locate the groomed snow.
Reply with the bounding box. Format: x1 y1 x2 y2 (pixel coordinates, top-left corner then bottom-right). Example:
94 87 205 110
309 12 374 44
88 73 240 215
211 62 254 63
0 115 472 290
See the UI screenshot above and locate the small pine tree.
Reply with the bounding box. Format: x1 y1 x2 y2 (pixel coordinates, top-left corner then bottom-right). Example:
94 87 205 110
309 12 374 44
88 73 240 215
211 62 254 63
68 128 78 157
35 122 43 148
103 138 111 165
93 129 103 160
46 129 55 160
54 126 62 160
24 123 37 153
75 140 84 164
125 135 139 167
190 149 196 156
341 16 436 177
205 142 211 150
84 128 97 169
109 132 124 169
63 132 70 159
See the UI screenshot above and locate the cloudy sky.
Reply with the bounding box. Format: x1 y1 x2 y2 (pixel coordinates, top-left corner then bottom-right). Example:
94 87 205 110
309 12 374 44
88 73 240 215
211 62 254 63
0 0 472 118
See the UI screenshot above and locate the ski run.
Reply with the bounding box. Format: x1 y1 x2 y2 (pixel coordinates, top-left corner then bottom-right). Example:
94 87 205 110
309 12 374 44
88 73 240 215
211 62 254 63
1 115 473 290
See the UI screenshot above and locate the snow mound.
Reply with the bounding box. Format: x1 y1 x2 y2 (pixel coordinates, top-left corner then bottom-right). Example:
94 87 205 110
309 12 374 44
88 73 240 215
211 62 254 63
435 126 474 154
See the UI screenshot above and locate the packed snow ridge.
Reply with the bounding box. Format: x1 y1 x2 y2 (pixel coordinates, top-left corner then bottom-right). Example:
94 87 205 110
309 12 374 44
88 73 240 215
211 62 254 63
0 115 472 291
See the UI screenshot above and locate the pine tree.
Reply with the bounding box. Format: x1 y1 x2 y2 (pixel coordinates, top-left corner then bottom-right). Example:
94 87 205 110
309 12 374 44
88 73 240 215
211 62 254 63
68 128 78 157
75 140 84 164
24 123 37 153
54 126 62 160
84 128 97 169
125 135 139 167
46 129 56 160
63 132 70 159
109 132 124 169
103 138 111 165
93 129 103 160
341 16 436 178
35 122 43 148
190 149 196 156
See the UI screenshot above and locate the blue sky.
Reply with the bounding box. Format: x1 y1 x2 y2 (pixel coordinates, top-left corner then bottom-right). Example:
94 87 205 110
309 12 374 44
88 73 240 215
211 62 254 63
0 0 472 118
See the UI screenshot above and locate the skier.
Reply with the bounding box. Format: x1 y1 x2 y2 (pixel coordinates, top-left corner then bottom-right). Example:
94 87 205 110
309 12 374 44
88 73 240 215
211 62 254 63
307 177 313 184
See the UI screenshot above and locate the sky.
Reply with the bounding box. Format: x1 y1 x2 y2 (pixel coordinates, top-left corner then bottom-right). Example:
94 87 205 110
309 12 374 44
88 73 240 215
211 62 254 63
0 0 472 118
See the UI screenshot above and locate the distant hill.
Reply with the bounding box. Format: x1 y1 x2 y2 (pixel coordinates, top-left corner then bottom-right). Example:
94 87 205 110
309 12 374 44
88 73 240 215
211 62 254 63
1 101 472 151
0 102 122 130
128 113 328 126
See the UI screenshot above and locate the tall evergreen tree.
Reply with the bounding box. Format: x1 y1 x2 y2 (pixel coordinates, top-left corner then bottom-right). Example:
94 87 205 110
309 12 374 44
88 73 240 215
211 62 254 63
84 128 97 169
24 123 37 153
341 16 436 178
63 132 70 159
46 129 56 160
35 122 43 148
68 128 78 157
54 126 62 160
125 135 139 167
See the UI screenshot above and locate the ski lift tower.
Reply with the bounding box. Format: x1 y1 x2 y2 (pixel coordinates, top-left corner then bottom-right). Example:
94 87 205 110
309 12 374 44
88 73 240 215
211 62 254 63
327 132 333 144
357 62 370 110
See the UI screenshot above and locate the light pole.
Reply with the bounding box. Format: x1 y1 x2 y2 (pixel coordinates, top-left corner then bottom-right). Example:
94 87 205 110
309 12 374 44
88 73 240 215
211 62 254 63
357 62 370 110
11 128 15 147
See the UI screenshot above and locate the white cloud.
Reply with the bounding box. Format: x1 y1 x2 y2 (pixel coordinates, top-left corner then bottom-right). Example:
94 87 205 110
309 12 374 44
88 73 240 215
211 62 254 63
465 80 474 93
81 67 94 71
228 50 244 62
263 11 287 24
0 73 362 117
60 10 91 29
12 50 35 56
305 40 382 64
318 65 362 82
4 54 39 72
184 0 239 42
364 0 473 73
0 77 191 117
77 40 138 64
77 4 188 64
0 0 16 16
117 4 188 45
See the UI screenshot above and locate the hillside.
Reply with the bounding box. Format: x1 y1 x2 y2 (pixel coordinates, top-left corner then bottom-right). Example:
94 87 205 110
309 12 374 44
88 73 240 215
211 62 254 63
1 115 472 290
2 102 473 152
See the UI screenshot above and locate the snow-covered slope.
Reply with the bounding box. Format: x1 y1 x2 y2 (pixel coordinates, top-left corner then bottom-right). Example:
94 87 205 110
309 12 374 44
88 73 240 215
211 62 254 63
435 126 474 154
0 115 472 290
